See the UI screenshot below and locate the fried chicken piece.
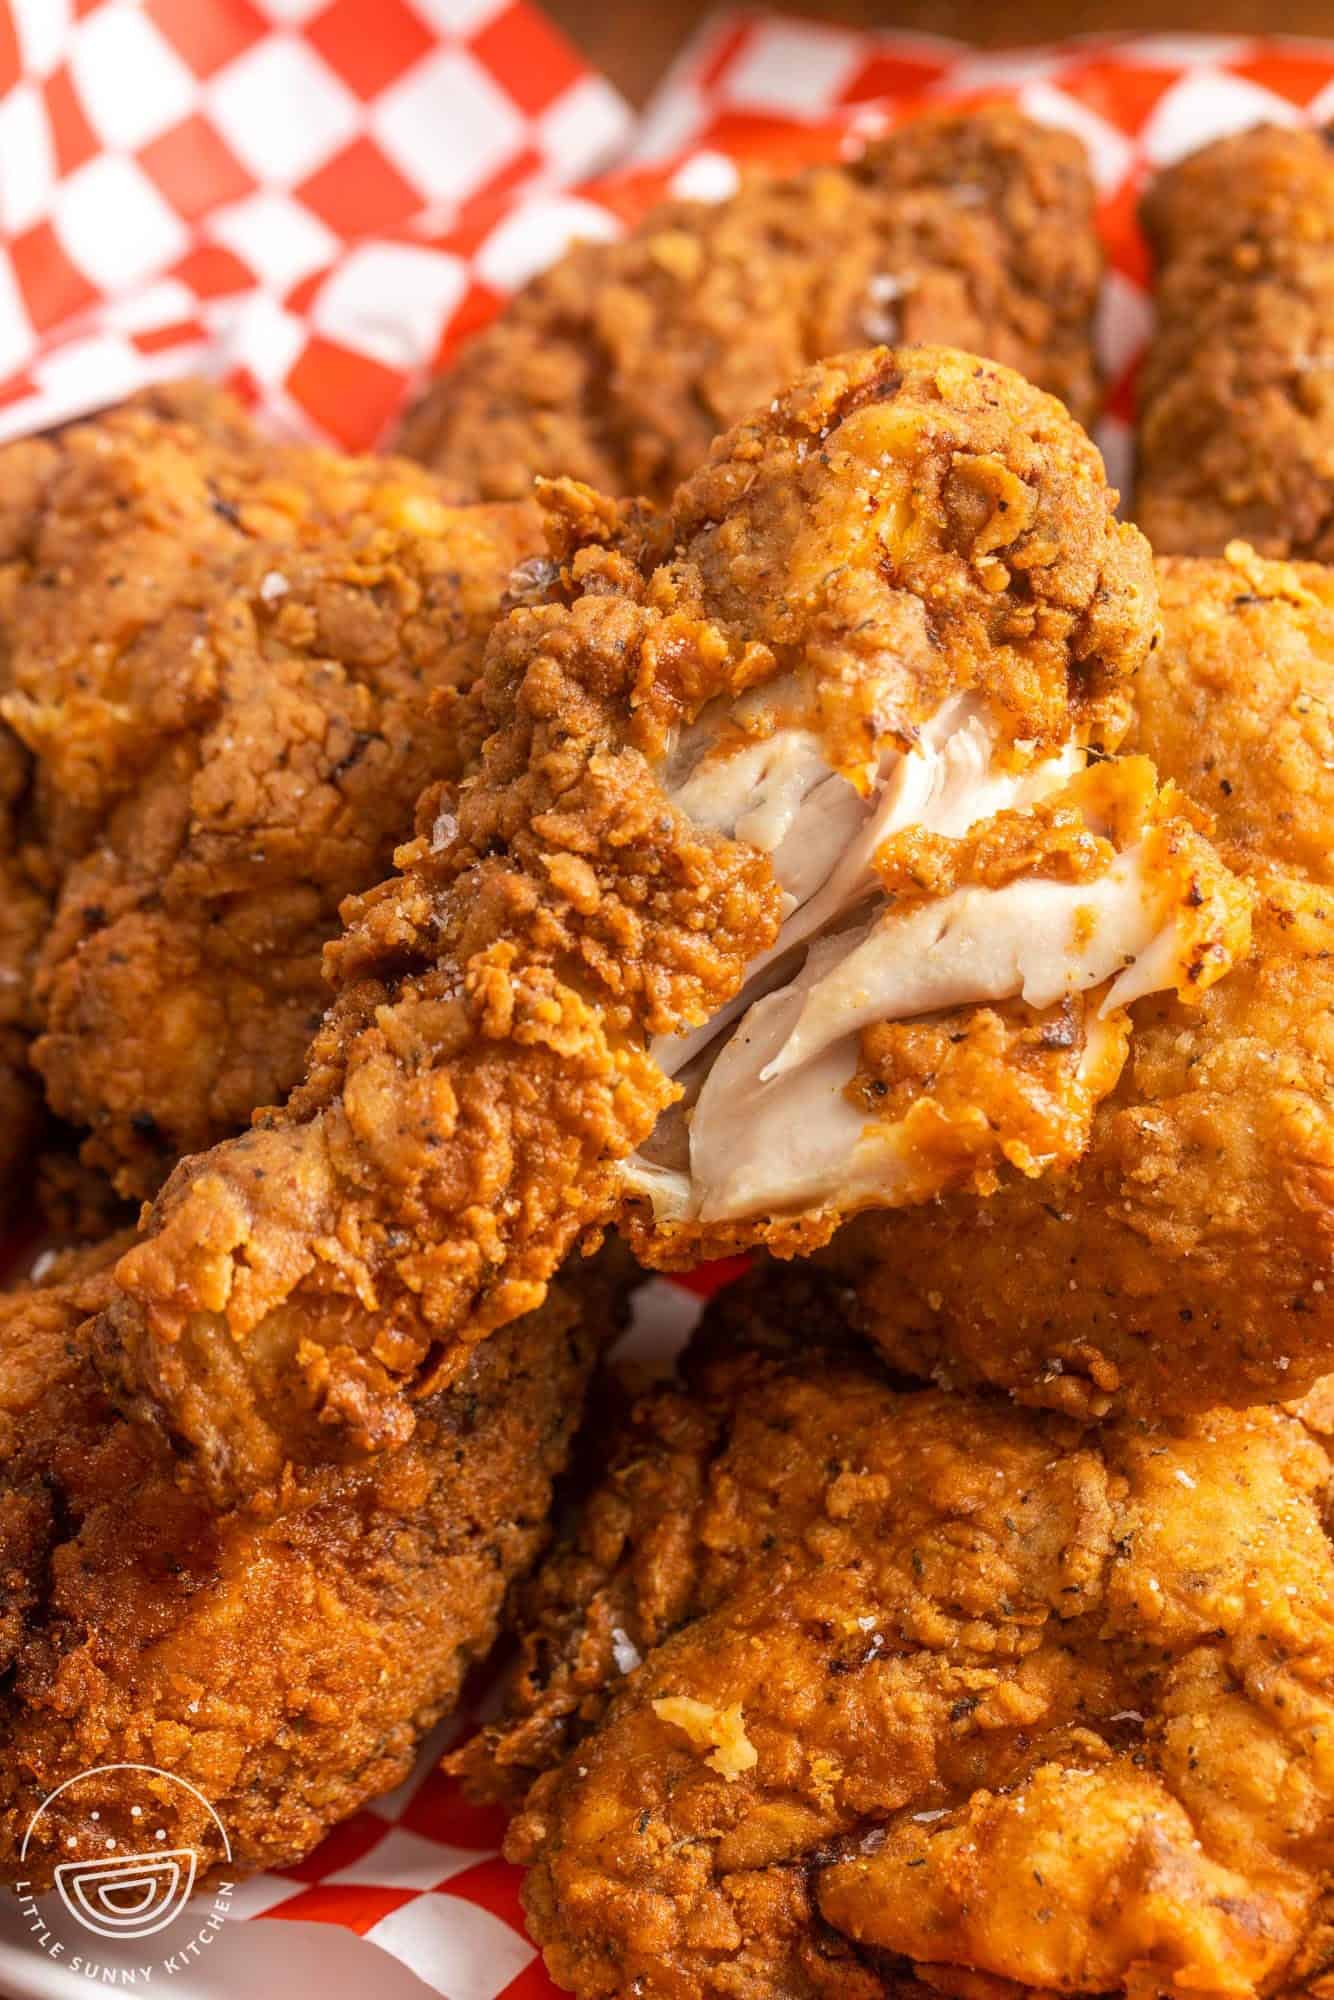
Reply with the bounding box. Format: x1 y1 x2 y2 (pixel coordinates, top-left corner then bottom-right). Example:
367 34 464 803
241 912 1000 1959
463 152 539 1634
0 381 538 1197
0 1231 630 1886
1137 125 1334 558
0 447 64 1218
394 105 1102 504
0 921 44 1225
456 1268 1334 2000
824 545 1334 1417
92 347 1248 1507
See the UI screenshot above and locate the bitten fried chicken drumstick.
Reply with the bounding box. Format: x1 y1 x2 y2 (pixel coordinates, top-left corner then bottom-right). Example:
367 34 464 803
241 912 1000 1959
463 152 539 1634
1138 124 1334 558
96 348 1246 1505
456 1268 1334 2000
825 545 1334 1417
394 104 1102 503
0 382 538 1199
0 1236 630 1884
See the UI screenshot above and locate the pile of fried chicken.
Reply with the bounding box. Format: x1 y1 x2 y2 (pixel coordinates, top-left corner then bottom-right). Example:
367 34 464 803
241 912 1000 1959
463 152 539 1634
3 102 1334 2000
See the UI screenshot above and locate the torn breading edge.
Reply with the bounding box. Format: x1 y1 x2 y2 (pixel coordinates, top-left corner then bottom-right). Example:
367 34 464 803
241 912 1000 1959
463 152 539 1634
623 695 1242 1226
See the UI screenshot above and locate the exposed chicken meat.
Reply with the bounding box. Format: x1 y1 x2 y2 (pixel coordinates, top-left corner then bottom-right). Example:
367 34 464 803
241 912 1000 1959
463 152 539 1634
92 348 1241 1505
650 694 1084 1080
624 711 1248 1246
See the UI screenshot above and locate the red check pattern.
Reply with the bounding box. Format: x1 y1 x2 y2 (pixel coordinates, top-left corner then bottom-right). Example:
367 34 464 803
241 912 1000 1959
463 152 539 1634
8 10 1334 1996
0 0 628 435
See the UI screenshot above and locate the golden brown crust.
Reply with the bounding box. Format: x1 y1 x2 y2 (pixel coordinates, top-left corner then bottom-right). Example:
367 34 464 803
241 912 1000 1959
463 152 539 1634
457 1269 1334 2000
395 106 1101 503
1138 126 1334 557
0 1235 630 1885
0 732 44 1212
0 382 538 1198
1136 550 1334 879
0 527 54 1219
95 347 1156 1506
659 345 1147 757
822 548 1334 1417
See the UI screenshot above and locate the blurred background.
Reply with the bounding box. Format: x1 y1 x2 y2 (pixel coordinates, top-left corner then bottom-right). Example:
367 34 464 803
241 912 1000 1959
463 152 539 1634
548 1 1315 102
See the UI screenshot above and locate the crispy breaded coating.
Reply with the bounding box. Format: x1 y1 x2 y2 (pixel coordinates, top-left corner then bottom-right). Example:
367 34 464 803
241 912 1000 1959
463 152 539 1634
824 546 1334 1416
0 438 70 1215
0 382 538 1198
394 105 1101 503
1138 125 1334 557
0 1234 629 1886
0 738 45 1210
1121 544 1334 880
92 347 1182 1506
456 1269 1334 2000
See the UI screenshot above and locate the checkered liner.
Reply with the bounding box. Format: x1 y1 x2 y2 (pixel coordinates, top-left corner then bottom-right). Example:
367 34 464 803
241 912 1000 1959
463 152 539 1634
0 0 630 438
7 7 1334 1996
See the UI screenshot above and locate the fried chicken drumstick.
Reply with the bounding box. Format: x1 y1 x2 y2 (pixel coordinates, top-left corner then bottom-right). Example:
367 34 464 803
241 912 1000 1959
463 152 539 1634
394 104 1102 503
1137 124 1334 558
0 1235 630 1885
456 1267 1334 2000
0 382 538 1199
824 545 1334 1418
90 347 1249 1505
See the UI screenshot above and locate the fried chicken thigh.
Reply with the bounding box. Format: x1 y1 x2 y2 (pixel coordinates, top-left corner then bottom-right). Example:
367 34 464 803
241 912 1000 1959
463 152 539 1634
0 1235 629 1885
1137 125 1334 558
0 382 538 1198
394 105 1102 503
91 347 1248 1505
456 1268 1334 2000
824 546 1334 1417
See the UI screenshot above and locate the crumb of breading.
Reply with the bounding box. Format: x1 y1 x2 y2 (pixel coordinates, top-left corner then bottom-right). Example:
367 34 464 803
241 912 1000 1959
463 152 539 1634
652 1696 757 1780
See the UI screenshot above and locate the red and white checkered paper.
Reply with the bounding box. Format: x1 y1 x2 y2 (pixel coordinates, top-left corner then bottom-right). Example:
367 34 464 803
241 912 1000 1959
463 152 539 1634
9 8 1334 1998
0 0 630 440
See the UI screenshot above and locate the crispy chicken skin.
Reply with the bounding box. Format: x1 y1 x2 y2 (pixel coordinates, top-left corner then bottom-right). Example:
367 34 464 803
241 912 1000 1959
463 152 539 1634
394 105 1101 504
90 345 1224 1507
457 1269 1334 2000
1138 125 1334 558
0 446 65 1214
0 387 280 1208
0 381 538 1198
825 546 1334 1417
0 1235 629 1886
0 751 45 1209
